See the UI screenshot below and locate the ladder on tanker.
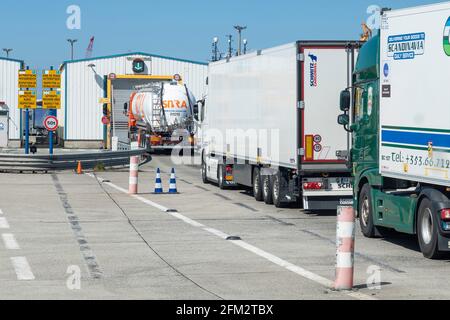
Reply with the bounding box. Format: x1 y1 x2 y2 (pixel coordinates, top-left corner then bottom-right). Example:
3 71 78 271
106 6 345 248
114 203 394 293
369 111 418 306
150 86 168 133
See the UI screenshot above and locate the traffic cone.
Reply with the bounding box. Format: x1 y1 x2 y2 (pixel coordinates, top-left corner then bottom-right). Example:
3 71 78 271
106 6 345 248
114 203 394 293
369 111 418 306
154 168 163 194
76 161 83 174
169 168 178 194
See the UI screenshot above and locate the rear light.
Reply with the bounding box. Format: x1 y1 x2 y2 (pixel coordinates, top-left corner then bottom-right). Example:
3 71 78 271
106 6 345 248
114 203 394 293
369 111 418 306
225 165 234 181
441 209 450 221
303 182 324 190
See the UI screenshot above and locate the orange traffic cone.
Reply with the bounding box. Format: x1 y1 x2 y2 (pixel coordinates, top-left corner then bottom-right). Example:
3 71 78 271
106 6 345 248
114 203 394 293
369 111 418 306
76 161 83 174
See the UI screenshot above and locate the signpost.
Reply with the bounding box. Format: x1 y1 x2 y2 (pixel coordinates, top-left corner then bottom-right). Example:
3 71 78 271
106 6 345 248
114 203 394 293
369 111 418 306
42 67 61 155
18 90 37 109
18 68 37 154
42 70 61 88
18 70 37 89
42 90 61 109
43 116 58 155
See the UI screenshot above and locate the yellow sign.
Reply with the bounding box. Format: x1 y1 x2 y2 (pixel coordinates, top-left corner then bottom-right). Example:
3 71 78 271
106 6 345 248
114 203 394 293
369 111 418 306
42 90 61 109
18 70 37 88
99 97 110 104
42 70 61 88
18 90 37 109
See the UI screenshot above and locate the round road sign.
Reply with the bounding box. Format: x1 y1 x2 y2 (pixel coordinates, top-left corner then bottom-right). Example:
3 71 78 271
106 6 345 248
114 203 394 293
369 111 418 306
44 116 58 132
101 116 110 125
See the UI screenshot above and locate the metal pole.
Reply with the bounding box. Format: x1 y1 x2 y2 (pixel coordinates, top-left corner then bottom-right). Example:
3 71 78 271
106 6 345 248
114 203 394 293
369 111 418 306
67 39 77 60
25 109 29 154
234 26 247 56
49 66 55 155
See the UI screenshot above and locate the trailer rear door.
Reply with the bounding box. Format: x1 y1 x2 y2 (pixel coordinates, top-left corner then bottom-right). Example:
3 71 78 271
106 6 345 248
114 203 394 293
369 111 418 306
299 43 358 171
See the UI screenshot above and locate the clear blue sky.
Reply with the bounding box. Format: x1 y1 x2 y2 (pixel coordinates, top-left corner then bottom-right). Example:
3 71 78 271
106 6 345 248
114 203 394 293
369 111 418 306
0 0 441 69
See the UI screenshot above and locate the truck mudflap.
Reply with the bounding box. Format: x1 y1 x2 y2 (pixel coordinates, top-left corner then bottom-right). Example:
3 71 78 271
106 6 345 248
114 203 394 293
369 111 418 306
302 177 353 211
438 234 450 252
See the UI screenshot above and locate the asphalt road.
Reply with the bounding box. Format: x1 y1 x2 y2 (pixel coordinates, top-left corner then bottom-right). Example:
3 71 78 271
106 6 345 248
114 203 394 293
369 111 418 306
0 154 449 300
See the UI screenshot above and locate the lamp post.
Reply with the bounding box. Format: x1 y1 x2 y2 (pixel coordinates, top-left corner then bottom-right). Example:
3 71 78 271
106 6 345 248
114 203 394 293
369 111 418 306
233 25 247 56
2 48 12 58
67 39 78 60
243 39 248 54
212 37 219 62
226 35 233 59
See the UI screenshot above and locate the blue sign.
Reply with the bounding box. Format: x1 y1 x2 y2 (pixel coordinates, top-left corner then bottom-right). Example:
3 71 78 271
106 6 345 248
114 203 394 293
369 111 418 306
387 32 425 60
383 63 389 77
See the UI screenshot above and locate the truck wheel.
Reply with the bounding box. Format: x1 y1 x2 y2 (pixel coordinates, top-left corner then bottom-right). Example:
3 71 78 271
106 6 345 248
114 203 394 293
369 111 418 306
359 184 377 238
417 198 441 259
201 160 208 184
272 173 285 208
218 165 226 190
263 175 274 205
253 167 263 201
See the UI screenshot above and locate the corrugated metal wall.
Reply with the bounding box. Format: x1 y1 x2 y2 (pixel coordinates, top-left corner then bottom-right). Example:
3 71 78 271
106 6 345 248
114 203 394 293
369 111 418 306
0 58 22 140
61 54 208 141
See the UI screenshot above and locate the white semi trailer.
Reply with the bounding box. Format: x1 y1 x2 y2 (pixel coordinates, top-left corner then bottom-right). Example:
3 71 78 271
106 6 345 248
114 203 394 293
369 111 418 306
200 41 360 209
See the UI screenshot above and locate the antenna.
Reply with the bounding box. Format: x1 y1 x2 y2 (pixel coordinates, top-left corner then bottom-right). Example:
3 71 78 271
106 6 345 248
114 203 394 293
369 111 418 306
212 37 219 62
226 34 233 58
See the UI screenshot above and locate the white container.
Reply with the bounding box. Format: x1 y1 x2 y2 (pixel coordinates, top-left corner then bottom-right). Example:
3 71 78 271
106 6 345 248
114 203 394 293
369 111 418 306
379 2 450 187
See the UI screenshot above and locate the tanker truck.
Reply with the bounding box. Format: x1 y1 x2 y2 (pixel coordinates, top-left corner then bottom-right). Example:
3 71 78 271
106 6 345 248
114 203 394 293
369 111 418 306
126 76 198 152
337 3 450 259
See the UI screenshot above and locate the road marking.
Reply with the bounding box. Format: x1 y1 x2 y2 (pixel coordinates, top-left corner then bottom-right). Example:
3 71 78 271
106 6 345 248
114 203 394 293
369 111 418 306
0 217 10 229
91 175 376 300
0 209 3 215
52 174 102 279
2 234 20 250
87 173 173 213
10 257 35 280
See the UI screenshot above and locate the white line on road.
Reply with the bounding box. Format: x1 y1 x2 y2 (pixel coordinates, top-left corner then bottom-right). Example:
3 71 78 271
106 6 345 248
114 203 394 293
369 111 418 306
10 257 35 280
2 234 20 250
89 174 376 300
0 209 3 215
0 217 10 229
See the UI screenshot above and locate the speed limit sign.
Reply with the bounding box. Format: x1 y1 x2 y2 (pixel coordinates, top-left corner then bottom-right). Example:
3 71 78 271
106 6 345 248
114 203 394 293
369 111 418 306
44 116 58 132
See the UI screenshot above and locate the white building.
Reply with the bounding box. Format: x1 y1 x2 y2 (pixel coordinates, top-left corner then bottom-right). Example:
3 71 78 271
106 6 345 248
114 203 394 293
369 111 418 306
0 57 24 147
59 52 208 148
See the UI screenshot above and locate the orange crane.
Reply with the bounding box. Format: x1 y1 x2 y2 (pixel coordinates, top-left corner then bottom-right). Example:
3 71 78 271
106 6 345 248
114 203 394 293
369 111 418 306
85 36 95 59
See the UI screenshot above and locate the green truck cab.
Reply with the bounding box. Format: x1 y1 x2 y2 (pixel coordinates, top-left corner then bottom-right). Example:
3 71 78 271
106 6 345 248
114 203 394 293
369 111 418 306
338 26 450 259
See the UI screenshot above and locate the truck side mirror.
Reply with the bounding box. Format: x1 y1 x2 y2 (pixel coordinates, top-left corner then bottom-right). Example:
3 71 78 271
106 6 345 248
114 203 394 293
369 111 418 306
337 114 349 126
193 104 199 121
340 89 351 111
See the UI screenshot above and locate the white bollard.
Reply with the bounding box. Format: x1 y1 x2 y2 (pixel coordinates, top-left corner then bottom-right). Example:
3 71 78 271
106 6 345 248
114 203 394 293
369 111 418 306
334 206 356 290
128 156 139 194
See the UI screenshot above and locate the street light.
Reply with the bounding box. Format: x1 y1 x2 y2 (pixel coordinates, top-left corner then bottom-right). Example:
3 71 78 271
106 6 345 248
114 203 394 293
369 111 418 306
243 39 248 54
212 37 219 62
2 48 12 58
233 25 247 56
67 39 78 60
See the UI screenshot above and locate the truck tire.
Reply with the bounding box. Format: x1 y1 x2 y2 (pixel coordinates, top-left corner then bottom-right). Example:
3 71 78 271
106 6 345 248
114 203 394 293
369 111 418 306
359 184 377 238
417 198 441 259
253 167 263 202
263 175 274 205
218 165 226 190
272 173 285 208
201 160 208 184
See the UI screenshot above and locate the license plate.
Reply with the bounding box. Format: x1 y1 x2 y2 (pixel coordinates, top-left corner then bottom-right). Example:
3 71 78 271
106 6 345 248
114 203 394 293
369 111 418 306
332 178 352 190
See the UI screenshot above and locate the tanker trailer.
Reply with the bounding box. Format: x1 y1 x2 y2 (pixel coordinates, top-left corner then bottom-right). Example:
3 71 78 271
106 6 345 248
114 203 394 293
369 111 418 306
127 78 198 153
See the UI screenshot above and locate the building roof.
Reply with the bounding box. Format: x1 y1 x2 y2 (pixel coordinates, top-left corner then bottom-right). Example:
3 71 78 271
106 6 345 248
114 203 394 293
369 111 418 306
60 51 208 69
0 57 24 65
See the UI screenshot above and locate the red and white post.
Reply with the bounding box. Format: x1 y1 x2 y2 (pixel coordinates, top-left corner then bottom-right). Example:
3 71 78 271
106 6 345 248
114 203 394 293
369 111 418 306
334 206 356 290
128 156 139 194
